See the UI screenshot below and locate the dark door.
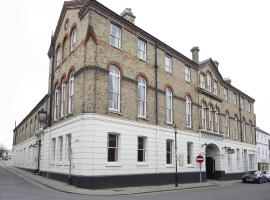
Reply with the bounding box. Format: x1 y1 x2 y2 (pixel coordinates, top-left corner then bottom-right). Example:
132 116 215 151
206 157 215 179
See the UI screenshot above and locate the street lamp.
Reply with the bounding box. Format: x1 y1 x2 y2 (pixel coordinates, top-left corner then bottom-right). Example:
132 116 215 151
174 124 178 187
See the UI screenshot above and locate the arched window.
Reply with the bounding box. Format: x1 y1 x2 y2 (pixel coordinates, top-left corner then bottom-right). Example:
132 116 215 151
209 106 214 131
185 96 192 128
242 118 246 141
200 74 205 89
235 115 239 139
249 121 253 143
108 65 120 111
213 81 218 95
60 80 66 117
68 71 75 114
201 103 207 130
225 112 230 136
54 86 60 120
56 46 61 66
207 73 212 92
215 108 220 133
70 28 77 52
137 76 146 117
165 88 173 123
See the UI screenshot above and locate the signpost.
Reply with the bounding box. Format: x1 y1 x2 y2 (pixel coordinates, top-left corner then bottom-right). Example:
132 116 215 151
196 155 204 182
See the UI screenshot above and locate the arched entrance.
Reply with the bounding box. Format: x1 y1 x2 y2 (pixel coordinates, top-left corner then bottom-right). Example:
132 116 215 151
205 144 221 179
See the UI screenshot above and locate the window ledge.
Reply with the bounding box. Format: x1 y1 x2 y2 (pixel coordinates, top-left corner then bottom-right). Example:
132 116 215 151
166 164 174 168
138 58 147 63
186 126 193 130
136 163 149 167
187 164 195 168
108 109 122 115
106 162 122 167
165 70 173 75
110 45 123 52
166 122 174 126
137 116 149 121
185 80 191 84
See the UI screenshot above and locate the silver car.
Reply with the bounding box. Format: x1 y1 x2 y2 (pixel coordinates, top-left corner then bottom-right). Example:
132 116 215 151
264 171 270 181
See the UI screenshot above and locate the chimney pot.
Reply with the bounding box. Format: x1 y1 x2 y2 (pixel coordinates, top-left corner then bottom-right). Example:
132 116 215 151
214 60 219 68
121 8 136 24
191 46 200 62
224 77 232 85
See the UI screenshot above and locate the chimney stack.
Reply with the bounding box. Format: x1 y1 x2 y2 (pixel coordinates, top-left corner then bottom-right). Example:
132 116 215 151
191 46 200 62
214 60 219 69
121 8 136 24
224 77 232 85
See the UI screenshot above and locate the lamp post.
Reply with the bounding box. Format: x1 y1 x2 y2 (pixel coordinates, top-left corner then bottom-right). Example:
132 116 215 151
174 124 178 187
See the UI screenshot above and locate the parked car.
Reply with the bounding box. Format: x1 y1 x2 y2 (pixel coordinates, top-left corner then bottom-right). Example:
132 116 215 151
263 171 270 181
242 171 267 184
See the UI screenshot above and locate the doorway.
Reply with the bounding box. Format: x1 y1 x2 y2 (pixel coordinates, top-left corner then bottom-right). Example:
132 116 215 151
205 144 220 179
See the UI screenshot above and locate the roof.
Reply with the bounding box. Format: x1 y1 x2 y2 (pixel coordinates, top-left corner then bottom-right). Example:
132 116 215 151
256 127 270 136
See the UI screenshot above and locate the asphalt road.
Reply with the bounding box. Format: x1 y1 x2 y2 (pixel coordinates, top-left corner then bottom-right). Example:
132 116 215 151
0 162 269 200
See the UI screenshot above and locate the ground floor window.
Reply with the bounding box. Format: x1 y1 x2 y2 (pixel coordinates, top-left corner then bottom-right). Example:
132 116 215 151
166 140 173 164
248 154 255 170
108 133 119 162
138 137 147 162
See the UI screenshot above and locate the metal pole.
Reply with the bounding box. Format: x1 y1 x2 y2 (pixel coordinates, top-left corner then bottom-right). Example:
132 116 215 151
174 124 178 187
68 148 72 185
199 163 202 182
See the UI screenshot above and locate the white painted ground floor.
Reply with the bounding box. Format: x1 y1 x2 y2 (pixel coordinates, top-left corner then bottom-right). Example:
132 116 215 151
12 113 257 188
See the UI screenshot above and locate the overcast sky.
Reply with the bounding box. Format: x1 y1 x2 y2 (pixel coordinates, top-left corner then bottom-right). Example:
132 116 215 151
1 0 269 149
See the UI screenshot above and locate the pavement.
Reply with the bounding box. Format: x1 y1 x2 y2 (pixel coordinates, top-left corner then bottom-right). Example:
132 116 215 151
1 161 240 196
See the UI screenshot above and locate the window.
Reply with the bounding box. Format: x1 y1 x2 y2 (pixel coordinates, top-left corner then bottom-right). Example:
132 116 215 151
60 81 66 117
237 149 240 169
165 88 173 123
235 116 239 139
184 66 191 82
56 46 61 66
209 106 214 132
240 97 244 109
215 109 220 133
233 93 237 105
225 112 230 136
250 122 253 143
51 138 56 161
166 140 173 165
68 71 75 114
137 76 146 117
228 154 232 169
138 137 147 162
248 154 255 170
224 88 228 101
70 28 77 52
107 133 119 162
54 87 60 120
201 103 207 130
66 134 71 161
242 118 246 141
185 96 192 128
213 81 218 95
165 55 172 73
207 73 212 92
248 102 251 112
138 39 147 61
62 37 68 59
200 74 205 89
110 24 121 49
187 142 193 165
58 136 63 161
108 65 120 111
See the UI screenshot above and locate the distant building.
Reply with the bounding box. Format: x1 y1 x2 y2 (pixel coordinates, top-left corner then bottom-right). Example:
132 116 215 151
12 0 257 189
256 128 270 171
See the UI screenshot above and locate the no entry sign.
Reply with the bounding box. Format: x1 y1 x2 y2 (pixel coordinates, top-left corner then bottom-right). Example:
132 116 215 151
196 155 204 164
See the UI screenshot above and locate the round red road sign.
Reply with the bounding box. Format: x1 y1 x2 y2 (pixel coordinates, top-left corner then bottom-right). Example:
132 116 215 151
196 155 204 164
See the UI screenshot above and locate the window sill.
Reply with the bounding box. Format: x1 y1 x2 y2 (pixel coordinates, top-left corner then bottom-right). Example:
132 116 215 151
106 162 122 167
138 58 147 63
166 164 174 168
136 163 149 167
186 126 193 130
166 122 174 126
137 116 149 121
185 80 191 84
108 109 122 115
187 164 194 168
110 45 122 52
165 70 173 75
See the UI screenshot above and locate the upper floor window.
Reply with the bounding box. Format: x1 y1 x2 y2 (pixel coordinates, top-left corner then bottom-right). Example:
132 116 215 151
185 96 192 128
108 65 120 111
110 24 121 49
224 88 228 101
209 106 214 132
56 46 61 66
107 133 119 162
233 93 237 105
240 97 244 109
68 71 75 114
200 74 206 89
184 66 191 82
165 88 173 123
242 118 246 141
138 136 147 162
62 37 68 59
70 28 77 52
54 87 60 120
249 121 253 143
248 102 251 112
138 39 147 61
137 76 146 117
215 108 220 133
235 116 239 139
207 73 212 92
60 81 66 118
165 55 172 73
213 81 218 95
225 112 230 136
201 103 207 130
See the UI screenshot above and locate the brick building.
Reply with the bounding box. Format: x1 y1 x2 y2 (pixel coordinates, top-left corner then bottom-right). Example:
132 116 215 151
12 0 257 189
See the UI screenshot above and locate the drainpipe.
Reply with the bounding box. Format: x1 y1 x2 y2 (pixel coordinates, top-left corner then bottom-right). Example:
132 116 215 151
238 93 242 142
154 43 158 175
48 34 55 127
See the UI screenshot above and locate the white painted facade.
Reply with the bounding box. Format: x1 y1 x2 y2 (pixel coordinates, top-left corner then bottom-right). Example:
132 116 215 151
256 128 270 171
12 114 257 178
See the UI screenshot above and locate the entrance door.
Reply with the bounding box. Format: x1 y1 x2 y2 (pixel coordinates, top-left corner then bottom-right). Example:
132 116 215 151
206 157 215 179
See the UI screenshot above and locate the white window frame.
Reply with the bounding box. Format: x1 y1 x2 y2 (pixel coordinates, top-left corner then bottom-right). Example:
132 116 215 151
65 134 71 162
187 142 193 165
224 88 228 101
137 76 147 117
225 112 230 137
51 138 56 161
207 73 212 92
166 139 173 165
60 81 66 118
165 88 173 124
107 133 119 163
185 96 192 128
250 123 253 143
200 74 206 89
138 39 147 61
108 65 121 112
68 71 75 114
215 109 220 133
213 81 218 95
110 24 121 49
209 106 214 132
56 46 61 67
58 136 63 161
184 66 191 82
201 103 207 130
137 136 147 163
70 28 77 52
235 117 239 139
165 55 172 73
242 119 246 141
54 87 60 120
